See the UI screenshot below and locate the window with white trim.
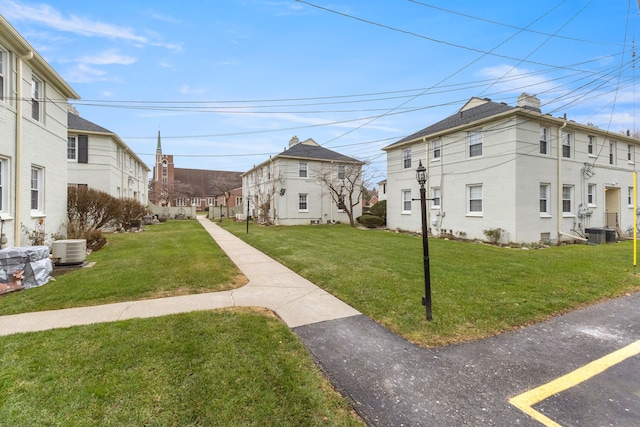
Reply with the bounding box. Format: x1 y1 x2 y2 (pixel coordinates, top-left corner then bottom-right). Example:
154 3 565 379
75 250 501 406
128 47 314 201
431 187 441 208
30 166 43 212
587 183 596 206
236 197 242 206
192 197 201 206
299 162 307 178
540 184 550 214
67 136 77 161
468 130 483 157
206 197 215 206
0 158 7 213
562 185 573 214
31 76 42 121
176 197 187 207
403 148 412 169
609 142 615 165
401 190 411 213
298 193 308 211
0 48 6 102
539 126 548 155
561 132 571 158
338 164 345 179
467 184 482 214
588 135 596 155
432 139 441 159
628 187 634 207
628 144 634 163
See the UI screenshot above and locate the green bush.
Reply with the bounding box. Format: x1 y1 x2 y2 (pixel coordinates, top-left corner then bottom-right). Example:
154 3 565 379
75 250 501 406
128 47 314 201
369 200 386 224
357 215 385 228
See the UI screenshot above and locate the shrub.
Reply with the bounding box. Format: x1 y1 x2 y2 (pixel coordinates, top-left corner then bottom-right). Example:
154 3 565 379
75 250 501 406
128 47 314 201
84 229 107 252
369 200 387 224
118 198 149 231
358 215 385 228
67 187 120 238
483 228 504 243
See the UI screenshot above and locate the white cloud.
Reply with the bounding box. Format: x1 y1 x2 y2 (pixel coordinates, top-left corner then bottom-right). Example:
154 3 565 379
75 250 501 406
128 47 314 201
0 0 182 50
476 64 556 95
75 49 137 65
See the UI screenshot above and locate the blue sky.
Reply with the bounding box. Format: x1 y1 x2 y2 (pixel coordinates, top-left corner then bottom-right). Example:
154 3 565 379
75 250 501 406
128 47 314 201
2 0 639 185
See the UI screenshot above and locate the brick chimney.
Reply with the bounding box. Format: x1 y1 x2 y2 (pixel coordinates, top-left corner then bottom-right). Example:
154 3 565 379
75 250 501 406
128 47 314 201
517 93 541 112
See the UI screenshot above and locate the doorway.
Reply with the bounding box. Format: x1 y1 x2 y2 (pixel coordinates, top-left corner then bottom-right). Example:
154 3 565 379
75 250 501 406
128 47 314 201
604 187 620 229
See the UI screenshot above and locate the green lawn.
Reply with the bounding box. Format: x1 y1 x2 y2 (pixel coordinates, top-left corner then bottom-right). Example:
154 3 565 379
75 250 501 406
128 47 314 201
219 220 640 347
0 309 363 426
0 220 246 315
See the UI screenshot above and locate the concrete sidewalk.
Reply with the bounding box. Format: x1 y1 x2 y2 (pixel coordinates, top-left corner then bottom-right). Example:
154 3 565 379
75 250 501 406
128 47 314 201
0 217 359 336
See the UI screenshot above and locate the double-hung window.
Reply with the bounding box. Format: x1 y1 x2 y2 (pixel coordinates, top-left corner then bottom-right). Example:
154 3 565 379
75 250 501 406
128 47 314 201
587 184 596 206
299 193 308 211
67 136 77 161
539 126 548 154
0 158 6 214
468 130 483 157
628 144 634 163
562 185 573 214
431 188 441 208
432 139 441 159
540 184 550 214
31 166 43 212
562 132 571 158
31 76 42 121
609 142 615 165
403 148 412 169
588 135 596 155
299 162 307 178
467 184 482 214
0 48 5 102
338 164 345 179
401 190 411 213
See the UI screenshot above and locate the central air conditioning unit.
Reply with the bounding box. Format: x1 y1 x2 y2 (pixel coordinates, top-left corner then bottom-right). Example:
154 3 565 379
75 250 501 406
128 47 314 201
52 239 87 265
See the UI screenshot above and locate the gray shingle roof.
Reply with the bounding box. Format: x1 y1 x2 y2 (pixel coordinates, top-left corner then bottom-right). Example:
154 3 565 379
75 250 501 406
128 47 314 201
279 142 363 163
385 99 517 149
68 112 113 134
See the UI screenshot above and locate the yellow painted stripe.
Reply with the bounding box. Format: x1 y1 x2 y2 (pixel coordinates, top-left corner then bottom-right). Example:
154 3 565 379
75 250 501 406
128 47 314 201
509 339 640 427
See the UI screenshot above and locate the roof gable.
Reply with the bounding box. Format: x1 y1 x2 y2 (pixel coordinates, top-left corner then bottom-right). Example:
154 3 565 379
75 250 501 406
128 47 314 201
384 98 516 149
279 141 362 163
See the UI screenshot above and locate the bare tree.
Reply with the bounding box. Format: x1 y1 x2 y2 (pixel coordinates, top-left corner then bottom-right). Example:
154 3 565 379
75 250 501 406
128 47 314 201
245 167 278 225
314 161 366 227
209 176 241 219
149 179 194 207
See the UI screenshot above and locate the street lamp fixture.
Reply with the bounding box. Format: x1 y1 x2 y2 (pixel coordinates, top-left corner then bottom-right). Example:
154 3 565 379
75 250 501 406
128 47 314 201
416 160 432 321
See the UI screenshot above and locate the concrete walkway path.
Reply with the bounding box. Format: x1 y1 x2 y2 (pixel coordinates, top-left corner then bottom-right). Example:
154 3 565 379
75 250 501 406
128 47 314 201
0 217 359 336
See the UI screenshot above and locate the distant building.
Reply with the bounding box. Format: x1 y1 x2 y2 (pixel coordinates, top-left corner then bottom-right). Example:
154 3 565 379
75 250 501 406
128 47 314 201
242 136 364 225
67 111 149 204
150 132 242 211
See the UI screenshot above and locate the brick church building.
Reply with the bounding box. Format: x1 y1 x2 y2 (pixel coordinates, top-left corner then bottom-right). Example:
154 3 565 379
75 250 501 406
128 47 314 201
150 131 243 212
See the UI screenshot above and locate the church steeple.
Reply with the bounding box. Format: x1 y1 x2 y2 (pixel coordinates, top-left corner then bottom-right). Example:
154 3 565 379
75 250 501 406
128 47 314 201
156 130 162 151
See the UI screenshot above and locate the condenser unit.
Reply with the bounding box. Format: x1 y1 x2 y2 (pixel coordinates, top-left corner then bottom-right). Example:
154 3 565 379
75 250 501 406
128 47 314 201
52 239 87 265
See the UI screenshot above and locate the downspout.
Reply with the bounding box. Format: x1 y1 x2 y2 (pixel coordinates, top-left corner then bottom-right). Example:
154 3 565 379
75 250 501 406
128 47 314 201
557 120 587 242
15 50 34 244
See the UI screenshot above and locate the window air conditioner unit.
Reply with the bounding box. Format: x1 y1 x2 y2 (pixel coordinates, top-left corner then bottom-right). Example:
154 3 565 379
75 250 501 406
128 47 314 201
52 239 87 265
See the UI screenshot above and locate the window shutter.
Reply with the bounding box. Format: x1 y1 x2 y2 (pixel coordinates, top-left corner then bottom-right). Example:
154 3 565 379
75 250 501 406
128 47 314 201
78 135 88 163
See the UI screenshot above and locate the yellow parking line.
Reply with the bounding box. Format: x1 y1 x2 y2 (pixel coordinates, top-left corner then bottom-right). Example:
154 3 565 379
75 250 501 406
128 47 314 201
509 339 640 427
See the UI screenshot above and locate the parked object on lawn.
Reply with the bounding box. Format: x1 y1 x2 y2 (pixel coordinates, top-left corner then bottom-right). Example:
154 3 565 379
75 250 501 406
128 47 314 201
0 246 53 290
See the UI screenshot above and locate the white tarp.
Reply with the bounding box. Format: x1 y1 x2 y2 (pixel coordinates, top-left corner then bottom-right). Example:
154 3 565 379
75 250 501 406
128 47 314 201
0 246 53 289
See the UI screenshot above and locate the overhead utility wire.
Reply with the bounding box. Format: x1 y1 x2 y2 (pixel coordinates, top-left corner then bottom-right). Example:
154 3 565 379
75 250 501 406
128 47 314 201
479 0 592 96
300 0 573 148
295 0 602 73
408 0 623 47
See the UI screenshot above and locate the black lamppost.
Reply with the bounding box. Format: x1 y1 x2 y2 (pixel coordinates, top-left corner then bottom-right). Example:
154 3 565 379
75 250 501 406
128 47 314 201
416 160 432 321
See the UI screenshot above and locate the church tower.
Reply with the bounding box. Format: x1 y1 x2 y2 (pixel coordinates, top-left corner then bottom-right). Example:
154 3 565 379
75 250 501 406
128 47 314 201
151 131 174 206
